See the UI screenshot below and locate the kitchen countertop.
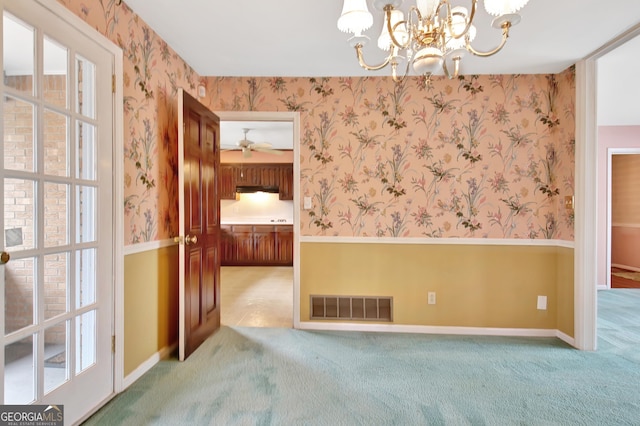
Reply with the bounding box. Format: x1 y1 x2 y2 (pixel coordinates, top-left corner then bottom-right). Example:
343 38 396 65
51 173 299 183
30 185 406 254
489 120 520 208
221 217 293 225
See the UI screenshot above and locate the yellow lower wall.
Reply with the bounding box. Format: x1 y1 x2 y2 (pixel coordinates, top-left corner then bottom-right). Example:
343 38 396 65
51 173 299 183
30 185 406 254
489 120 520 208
123 245 179 375
300 242 574 333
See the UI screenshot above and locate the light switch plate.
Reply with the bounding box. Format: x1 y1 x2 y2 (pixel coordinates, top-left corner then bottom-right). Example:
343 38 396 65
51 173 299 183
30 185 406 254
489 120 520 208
303 196 312 210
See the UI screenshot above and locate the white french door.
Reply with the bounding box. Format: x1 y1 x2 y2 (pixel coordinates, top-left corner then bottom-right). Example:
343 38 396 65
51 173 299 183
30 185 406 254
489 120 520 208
0 0 114 423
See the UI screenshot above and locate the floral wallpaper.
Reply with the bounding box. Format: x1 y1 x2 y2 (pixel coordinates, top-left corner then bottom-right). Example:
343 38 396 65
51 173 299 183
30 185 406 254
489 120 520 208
205 73 575 240
58 0 575 244
57 0 202 245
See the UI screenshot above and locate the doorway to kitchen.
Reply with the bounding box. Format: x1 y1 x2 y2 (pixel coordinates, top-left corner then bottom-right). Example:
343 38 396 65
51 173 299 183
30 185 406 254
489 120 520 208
215 111 299 329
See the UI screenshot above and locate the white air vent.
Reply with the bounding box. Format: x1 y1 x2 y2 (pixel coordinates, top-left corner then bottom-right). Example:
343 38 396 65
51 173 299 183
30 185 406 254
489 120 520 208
310 296 392 321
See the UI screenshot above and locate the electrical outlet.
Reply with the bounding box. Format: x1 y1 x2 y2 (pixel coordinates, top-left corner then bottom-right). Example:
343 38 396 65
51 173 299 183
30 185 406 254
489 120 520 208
428 292 436 305
537 295 547 310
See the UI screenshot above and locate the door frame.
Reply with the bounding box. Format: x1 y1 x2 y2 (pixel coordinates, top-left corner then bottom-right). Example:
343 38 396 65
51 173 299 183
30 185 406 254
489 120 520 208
576 23 640 351
606 149 640 289
34 0 125 396
0 0 124 416
214 111 301 328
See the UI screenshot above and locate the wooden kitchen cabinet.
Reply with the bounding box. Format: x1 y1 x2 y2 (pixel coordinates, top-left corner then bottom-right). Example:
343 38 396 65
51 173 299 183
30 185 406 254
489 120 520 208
220 224 293 266
219 165 237 200
218 163 293 200
274 225 294 264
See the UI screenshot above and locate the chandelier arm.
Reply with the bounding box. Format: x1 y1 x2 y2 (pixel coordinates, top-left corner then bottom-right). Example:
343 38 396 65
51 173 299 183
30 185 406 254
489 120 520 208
385 5 414 50
465 21 511 57
355 44 392 71
391 54 411 84
442 55 461 79
447 0 478 40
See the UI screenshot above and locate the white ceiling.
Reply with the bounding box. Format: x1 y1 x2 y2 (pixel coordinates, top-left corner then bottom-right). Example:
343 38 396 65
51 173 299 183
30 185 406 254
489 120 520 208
220 121 293 150
124 0 640 77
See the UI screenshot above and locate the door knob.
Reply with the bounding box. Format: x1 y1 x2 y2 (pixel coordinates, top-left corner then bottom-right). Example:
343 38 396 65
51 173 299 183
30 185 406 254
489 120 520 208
173 235 198 245
1 251 10 264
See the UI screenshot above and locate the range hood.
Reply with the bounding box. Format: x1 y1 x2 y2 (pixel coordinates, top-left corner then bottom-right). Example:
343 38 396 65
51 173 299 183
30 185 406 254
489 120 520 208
235 185 279 194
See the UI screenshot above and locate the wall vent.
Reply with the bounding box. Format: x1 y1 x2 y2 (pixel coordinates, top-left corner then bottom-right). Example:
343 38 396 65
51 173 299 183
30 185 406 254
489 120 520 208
310 295 392 321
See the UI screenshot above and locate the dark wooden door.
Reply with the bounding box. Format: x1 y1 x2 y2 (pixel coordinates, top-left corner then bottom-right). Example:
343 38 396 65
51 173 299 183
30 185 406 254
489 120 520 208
178 89 220 360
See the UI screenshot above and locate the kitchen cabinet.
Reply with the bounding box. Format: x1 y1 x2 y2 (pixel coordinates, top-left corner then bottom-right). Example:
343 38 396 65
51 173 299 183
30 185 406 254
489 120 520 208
218 163 293 200
219 164 237 200
221 224 293 266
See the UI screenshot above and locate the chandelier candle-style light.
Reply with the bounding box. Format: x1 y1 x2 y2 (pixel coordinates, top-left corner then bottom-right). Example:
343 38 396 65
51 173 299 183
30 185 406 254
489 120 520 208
337 0 530 82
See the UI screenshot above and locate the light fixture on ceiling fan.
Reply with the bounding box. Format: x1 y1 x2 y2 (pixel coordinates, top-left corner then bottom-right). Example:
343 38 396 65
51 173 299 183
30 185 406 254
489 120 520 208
337 0 530 83
225 128 284 158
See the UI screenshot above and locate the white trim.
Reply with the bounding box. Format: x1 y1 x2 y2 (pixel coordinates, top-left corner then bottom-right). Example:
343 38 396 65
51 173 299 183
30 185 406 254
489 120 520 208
123 238 177 256
113 52 125 394
611 263 640 273
577 23 640 351
611 223 640 228
298 321 559 338
574 59 598 351
556 330 575 347
122 344 177 389
300 236 575 248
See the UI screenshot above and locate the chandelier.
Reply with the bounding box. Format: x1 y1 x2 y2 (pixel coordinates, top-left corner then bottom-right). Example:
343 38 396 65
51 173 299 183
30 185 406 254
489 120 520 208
337 0 530 82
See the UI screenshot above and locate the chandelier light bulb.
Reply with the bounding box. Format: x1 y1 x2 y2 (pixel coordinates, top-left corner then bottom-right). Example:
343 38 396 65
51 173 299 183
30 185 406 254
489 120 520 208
338 0 373 35
484 0 530 16
378 9 408 50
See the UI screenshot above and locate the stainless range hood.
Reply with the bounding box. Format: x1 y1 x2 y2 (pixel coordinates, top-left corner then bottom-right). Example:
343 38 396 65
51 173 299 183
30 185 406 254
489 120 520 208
235 185 279 194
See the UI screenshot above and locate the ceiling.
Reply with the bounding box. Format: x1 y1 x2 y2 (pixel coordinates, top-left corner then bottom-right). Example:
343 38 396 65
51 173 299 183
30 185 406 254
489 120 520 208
124 0 640 78
220 121 293 150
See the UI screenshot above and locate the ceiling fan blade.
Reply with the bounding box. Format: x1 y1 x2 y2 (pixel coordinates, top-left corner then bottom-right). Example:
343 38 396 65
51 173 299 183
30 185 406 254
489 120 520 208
252 146 284 155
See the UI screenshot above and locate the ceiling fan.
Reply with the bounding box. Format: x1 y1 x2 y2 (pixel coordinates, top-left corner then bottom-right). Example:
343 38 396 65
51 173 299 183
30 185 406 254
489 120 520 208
224 128 283 158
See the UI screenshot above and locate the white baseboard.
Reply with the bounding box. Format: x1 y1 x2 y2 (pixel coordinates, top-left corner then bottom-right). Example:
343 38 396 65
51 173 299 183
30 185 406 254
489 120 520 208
122 343 176 389
297 321 560 339
556 330 576 347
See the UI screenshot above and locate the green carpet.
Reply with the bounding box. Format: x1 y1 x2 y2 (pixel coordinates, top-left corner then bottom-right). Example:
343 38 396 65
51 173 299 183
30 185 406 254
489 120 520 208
84 290 640 425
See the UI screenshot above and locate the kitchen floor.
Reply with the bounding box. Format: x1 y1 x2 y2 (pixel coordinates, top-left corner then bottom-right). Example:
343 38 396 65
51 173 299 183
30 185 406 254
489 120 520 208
220 266 293 328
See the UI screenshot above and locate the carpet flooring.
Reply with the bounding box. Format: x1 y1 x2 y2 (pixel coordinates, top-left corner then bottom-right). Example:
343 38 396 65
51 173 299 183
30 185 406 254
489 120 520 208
83 290 640 425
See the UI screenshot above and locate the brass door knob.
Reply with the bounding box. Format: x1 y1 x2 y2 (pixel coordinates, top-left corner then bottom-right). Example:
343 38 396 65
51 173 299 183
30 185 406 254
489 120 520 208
1 251 10 264
185 235 198 245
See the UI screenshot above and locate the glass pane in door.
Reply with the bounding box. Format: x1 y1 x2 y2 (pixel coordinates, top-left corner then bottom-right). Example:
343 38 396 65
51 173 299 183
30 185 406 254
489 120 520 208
76 248 96 307
4 335 35 404
43 109 69 177
4 257 35 335
4 178 36 251
44 252 69 320
44 322 68 394
2 14 34 96
75 310 96 374
3 96 35 172
76 185 96 243
43 36 68 108
44 182 69 247
76 55 95 119
76 120 96 180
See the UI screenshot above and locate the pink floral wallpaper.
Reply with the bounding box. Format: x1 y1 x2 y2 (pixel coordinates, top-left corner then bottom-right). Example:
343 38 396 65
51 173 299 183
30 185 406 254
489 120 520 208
205 73 575 239
57 0 202 244
59 0 575 244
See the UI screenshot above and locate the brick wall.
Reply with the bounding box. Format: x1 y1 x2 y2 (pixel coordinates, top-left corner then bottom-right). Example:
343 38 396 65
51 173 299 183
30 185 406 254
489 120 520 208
4 75 68 344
